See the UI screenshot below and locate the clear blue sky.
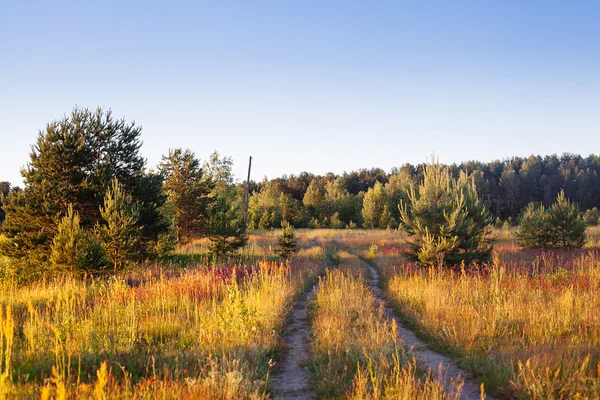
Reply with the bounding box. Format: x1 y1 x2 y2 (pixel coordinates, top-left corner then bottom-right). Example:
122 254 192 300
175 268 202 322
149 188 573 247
1 1 598 186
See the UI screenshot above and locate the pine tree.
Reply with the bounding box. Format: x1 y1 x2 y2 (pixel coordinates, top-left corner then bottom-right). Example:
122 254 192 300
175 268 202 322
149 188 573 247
276 221 299 258
447 171 494 265
159 149 213 244
583 207 600 226
98 179 142 272
547 190 586 248
205 159 247 258
0 182 10 225
49 205 84 273
0 107 166 265
49 205 108 273
516 203 549 249
399 158 493 266
207 190 247 258
517 191 585 249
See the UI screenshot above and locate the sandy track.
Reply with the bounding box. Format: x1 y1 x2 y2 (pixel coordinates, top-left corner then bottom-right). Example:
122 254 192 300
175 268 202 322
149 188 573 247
270 285 317 400
362 257 495 400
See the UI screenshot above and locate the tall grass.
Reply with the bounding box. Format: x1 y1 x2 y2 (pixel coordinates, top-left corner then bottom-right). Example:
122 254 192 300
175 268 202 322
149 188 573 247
0 243 325 398
309 252 461 399
352 229 600 399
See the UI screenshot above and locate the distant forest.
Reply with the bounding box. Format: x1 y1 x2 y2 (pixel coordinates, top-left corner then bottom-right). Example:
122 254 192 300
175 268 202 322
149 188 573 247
244 153 600 229
3 153 600 230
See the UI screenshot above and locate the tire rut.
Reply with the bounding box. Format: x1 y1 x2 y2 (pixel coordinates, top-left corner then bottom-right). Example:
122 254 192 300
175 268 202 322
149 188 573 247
270 284 317 400
360 256 495 400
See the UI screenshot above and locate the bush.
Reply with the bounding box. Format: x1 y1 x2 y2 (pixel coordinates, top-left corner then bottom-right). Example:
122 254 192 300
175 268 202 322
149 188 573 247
49 205 109 274
49 205 85 272
98 179 142 272
329 212 344 229
276 221 298 259
583 207 600 226
517 190 585 249
207 193 247 258
516 203 549 249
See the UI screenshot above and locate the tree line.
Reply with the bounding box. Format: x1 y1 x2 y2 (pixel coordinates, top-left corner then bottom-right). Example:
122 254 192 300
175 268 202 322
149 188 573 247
0 106 596 278
244 153 600 229
0 108 246 280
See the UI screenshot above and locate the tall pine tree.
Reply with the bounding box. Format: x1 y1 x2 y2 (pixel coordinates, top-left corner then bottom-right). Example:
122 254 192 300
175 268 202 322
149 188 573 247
0 107 167 265
159 149 213 244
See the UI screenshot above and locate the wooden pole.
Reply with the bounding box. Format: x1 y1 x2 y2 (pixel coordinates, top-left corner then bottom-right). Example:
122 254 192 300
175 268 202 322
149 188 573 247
243 156 252 232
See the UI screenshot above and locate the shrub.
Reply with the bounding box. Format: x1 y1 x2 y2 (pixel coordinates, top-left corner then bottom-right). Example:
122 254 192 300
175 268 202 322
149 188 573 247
276 221 299 259
49 205 108 274
583 207 600 226
517 190 585 249
329 212 344 229
207 194 247 258
49 205 85 273
516 203 549 249
98 179 142 272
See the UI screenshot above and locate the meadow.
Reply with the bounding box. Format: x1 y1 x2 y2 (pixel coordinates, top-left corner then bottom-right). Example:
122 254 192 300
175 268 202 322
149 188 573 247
341 227 600 399
0 233 325 399
0 228 598 399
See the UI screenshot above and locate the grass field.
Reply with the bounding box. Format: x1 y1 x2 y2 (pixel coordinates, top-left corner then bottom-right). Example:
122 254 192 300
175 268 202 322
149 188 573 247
0 228 598 399
342 228 600 399
0 236 325 399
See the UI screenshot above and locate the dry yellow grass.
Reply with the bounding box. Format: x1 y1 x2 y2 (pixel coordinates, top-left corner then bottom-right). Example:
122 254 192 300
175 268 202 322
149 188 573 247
309 251 461 399
0 241 325 398
344 229 600 399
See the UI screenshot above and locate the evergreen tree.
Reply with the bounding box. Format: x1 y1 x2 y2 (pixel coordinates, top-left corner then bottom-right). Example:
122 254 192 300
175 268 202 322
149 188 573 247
0 182 10 225
205 154 247 257
0 107 166 265
583 207 600 226
276 221 299 259
98 179 142 272
207 188 247 257
49 205 84 273
49 205 108 273
517 191 585 249
448 171 494 265
547 190 586 248
159 149 213 244
516 203 550 249
399 158 493 267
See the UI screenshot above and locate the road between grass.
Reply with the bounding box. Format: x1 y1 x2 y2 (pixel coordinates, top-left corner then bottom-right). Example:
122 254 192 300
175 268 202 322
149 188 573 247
359 256 495 400
270 283 317 400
